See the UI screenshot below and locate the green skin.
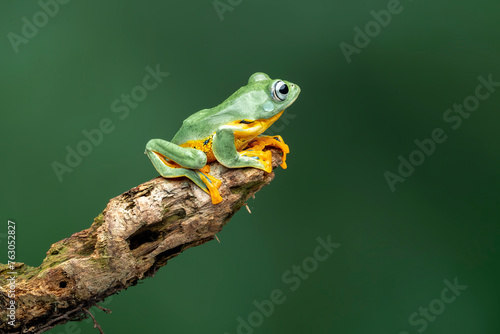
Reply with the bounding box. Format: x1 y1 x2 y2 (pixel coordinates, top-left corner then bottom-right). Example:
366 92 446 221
145 72 300 195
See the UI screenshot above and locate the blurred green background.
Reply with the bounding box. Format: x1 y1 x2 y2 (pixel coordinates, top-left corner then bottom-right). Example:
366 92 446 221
1 0 499 333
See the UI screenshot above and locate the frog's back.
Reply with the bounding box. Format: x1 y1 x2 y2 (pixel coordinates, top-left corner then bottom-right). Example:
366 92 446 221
183 107 214 124
171 108 218 145
171 86 255 145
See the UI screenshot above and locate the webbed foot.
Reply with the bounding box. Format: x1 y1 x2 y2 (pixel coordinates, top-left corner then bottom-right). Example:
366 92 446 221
246 135 290 169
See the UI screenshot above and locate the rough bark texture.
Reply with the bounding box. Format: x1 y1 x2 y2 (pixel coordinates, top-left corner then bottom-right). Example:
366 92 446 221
0 149 283 333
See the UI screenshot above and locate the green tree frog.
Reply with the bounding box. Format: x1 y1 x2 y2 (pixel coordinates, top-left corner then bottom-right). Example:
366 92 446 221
145 72 300 204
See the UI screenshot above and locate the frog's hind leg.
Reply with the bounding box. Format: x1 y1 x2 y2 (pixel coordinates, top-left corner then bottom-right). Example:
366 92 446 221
146 148 207 189
145 139 207 169
194 169 223 204
145 139 222 204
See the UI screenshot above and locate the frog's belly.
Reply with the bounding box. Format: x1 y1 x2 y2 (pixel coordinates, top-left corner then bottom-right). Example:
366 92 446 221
178 111 285 164
179 136 216 163
179 134 256 164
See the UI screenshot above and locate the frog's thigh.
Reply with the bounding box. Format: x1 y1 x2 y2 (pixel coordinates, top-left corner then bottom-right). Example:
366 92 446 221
212 128 268 171
145 139 206 169
145 148 209 193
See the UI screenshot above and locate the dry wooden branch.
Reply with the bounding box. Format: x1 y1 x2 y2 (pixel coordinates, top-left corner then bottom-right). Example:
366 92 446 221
0 149 283 333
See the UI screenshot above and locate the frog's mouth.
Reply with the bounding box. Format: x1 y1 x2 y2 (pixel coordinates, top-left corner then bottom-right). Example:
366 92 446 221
288 93 299 105
286 84 301 106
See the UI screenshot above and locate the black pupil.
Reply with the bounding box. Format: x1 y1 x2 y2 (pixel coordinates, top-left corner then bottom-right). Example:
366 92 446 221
279 83 289 95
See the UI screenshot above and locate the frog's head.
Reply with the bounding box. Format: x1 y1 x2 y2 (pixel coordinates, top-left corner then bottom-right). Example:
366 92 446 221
225 72 300 121
245 72 300 119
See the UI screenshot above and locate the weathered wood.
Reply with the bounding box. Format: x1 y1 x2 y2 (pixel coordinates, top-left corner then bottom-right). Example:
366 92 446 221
0 149 283 333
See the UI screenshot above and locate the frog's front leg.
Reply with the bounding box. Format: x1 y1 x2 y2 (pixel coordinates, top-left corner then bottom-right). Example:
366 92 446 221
246 135 289 169
145 139 222 204
212 128 273 173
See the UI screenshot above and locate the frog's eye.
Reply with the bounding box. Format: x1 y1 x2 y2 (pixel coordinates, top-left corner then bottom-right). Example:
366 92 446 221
272 81 289 102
